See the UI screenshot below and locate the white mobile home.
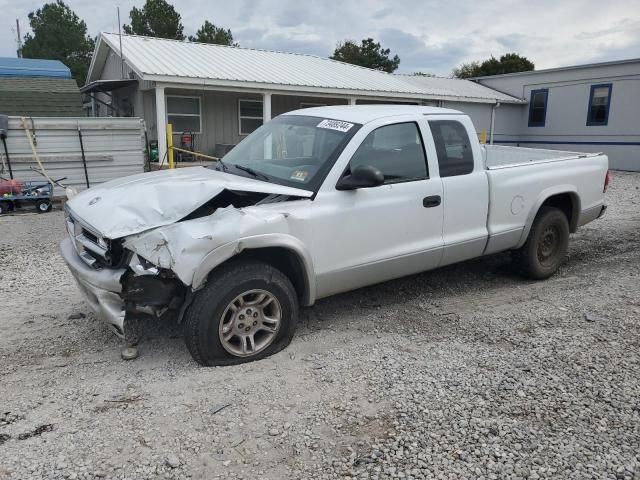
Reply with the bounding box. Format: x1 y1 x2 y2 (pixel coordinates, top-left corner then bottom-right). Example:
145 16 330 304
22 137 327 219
474 58 640 171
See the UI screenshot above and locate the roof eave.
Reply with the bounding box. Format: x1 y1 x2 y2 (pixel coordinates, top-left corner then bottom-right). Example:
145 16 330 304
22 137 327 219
85 33 145 86
143 74 525 104
85 33 105 85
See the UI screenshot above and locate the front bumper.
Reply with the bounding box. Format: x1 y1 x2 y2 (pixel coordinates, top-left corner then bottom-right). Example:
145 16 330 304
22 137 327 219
60 237 127 337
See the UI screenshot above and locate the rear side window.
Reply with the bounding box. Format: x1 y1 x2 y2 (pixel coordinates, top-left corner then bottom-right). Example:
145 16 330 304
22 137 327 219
349 122 428 183
429 120 474 177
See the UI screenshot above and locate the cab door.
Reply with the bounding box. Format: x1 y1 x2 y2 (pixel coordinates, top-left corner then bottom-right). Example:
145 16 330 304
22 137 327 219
310 120 444 299
426 117 489 265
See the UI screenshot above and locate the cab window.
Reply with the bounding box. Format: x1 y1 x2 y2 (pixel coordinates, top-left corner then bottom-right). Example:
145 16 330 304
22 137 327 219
429 120 474 177
349 122 428 183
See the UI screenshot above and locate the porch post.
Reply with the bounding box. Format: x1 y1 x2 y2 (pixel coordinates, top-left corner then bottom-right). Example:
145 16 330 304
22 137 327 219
349 98 357 105
155 85 167 164
263 92 272 123
263 93 273 159
490 102 500 145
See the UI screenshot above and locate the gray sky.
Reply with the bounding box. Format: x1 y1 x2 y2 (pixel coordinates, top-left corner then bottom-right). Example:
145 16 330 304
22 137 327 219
1 0 639 76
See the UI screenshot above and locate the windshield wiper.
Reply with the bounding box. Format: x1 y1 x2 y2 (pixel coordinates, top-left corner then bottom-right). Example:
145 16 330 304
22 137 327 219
234 165 270 181
213 157 228 172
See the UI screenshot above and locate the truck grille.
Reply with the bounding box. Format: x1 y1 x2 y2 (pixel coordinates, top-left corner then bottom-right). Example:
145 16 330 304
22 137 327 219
65 207 125 268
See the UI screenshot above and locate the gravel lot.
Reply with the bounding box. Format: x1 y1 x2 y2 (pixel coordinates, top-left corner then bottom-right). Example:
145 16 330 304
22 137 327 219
1 171 639 480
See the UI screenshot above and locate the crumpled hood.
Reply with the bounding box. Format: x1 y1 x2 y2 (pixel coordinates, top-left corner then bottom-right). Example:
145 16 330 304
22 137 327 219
66 167 312 239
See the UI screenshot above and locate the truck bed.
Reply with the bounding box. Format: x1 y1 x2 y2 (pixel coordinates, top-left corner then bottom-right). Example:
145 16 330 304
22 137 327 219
481 145 608 256
482 144 601 170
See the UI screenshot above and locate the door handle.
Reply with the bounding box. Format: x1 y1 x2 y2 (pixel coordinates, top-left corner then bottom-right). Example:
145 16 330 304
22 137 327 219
423 195 441 208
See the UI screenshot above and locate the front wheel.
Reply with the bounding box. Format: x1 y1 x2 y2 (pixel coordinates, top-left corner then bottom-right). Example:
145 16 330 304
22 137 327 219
513 206 570 279
183 259 299 366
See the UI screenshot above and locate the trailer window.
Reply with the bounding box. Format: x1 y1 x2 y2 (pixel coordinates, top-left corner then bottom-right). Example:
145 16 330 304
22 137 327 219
528 89 548 127
429 120 474 177
587 84 612 126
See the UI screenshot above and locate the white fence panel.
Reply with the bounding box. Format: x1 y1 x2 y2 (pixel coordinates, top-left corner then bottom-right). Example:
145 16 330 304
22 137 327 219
1 117 146 194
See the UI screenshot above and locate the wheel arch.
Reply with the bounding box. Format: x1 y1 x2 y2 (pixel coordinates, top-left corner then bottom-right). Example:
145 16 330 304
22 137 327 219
516 187 581 249
191 234 316 306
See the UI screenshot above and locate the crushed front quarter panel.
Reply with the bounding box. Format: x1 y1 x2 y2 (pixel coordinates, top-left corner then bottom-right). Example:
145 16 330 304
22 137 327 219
123 205 308 287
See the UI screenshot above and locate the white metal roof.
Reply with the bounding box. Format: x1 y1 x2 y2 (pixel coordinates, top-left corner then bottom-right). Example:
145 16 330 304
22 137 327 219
283 105 463 124
90 33 523 104
397 74 523 104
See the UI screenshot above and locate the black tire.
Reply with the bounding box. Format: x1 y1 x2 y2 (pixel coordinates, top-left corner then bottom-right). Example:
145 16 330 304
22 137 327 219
36 200 52 213
513 206 570 280
183 259 299 366
0 201 10 215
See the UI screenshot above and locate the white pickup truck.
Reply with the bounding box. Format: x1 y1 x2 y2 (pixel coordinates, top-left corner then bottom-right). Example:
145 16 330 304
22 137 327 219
60 106 609 365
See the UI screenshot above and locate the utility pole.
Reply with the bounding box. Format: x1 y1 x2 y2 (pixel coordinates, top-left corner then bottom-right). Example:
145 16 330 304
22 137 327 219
117 7 124 78
16 19 23 58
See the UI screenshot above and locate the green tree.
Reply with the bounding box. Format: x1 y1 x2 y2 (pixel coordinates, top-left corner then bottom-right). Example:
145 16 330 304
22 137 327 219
21 1 95 86
330 38 400 73
123 0 185 40
189 20 237 46
453 53 534 78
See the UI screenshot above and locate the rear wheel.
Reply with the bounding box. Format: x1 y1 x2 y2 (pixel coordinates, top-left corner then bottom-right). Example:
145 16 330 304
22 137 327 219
183 259 299 366
36 200 52 213
0 201 10 215
513 206 569 279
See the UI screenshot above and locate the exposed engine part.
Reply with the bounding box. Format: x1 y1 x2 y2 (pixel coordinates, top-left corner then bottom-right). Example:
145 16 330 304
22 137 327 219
180 189 273 221
121 270 185 309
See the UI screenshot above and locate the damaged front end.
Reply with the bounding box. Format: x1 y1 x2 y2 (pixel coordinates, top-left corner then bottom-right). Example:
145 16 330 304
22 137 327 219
60 233 188 338
61 174 312 338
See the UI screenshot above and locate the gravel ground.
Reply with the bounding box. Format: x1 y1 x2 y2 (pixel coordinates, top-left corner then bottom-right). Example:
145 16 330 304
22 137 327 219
1 171 639 480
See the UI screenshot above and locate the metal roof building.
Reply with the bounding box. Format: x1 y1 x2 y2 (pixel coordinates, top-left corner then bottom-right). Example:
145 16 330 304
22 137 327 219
85 33 522 161
0 57 82 117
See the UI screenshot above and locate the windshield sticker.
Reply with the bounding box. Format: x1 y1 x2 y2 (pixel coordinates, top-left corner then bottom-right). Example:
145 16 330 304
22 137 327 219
317 119 354 132
290 170 309 182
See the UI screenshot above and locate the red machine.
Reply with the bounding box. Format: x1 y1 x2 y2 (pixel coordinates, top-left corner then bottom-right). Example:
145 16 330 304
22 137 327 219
0 179 24 196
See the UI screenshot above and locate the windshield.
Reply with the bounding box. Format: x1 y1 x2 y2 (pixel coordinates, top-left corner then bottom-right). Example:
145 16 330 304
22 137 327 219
215 115 361 191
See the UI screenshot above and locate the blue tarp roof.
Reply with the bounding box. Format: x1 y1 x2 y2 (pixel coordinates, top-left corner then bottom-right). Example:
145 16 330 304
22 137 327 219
0 57 72 78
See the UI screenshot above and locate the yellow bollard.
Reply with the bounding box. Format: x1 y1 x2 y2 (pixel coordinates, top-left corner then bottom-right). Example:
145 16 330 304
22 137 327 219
167 123 174 169
479 129 487 144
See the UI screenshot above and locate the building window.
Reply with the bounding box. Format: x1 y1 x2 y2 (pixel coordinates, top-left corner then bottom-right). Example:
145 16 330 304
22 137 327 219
166 96 201 133
300 102 327 108
239 99 263 135
587 84 612 126
528 89 548 127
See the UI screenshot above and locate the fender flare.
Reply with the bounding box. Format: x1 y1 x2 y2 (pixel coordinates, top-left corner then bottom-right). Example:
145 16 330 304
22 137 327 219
190 233 317 306
515 185 581 249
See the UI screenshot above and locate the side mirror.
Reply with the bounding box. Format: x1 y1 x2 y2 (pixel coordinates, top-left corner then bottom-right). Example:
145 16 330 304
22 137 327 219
336 165 384 190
